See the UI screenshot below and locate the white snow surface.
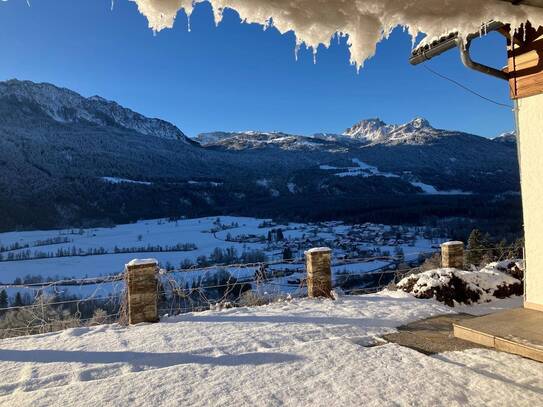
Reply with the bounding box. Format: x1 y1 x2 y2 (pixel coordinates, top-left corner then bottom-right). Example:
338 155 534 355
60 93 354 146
101 177 152 186
132 0 543 68
126 258 158 266
410 181 472 195
322 158 472 194
0 290 539 406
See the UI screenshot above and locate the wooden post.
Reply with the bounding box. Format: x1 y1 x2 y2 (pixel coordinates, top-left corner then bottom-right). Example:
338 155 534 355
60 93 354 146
125 259 159 324
441 241 464 269
305 247 333 298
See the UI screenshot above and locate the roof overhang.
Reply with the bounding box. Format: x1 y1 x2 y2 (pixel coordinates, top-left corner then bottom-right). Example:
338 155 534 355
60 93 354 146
409 21 505 65
409 0 543 65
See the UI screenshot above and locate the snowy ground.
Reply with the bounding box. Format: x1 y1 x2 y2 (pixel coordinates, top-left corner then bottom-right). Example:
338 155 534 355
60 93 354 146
0 216 440 303
0 217 283 281
0 290 539 406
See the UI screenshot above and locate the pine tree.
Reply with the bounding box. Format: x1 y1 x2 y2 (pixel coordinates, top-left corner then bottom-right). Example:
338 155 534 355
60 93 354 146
466 229 484 266
0 289 7 308
394 246 405 262
13 292 24 307
282 247 293 260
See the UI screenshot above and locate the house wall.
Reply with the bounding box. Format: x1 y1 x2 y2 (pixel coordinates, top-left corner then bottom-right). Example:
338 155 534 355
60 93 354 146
518 92 543 310
509 30 543 310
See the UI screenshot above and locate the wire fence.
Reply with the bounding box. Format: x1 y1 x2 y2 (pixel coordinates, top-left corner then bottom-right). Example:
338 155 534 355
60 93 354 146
0 243 524 339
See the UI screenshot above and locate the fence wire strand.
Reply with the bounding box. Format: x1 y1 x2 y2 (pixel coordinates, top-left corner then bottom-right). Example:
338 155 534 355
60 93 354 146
0 243 524 338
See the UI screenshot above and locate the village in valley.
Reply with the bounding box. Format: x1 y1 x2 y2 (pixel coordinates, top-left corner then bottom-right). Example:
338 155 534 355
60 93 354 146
0 216 445 311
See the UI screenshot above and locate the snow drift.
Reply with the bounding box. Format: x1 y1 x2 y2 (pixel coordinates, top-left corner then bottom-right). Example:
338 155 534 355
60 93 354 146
132 0 543 67
397 262 523 306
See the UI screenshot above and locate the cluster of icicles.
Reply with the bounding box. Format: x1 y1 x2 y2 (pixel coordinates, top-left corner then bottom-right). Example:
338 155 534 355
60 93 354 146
130 0 543 68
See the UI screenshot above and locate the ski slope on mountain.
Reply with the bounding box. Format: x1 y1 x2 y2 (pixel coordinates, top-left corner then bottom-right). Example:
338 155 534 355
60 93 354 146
0 290 540 406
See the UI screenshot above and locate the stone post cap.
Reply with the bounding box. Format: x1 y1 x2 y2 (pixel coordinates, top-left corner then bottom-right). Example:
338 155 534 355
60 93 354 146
441 241 464 247
125 258 159 269
305 247 332 256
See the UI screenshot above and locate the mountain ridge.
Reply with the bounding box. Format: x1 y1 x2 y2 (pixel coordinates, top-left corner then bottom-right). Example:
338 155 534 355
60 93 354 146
0 79 521 231
0 79 191 143
196 117 512 149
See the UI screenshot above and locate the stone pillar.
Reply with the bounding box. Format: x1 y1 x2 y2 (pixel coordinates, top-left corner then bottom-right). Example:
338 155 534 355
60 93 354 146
305 247 333 298
441 241 464 269
125 259 159 324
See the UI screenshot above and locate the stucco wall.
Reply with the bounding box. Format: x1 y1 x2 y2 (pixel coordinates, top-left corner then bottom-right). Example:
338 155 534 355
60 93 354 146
518 92 543 310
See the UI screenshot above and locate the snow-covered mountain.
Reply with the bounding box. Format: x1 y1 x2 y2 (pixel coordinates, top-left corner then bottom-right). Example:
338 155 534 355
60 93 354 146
196 131 340 151
343 118 394 142
195 131 237 145
0 79 521 231
191 118 519 202
196 117 490 149
493 131 516 146
0 79 189 142
343 117 453 145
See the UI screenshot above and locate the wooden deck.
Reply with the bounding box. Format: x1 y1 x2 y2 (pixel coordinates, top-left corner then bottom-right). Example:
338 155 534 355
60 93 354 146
453 308 543 363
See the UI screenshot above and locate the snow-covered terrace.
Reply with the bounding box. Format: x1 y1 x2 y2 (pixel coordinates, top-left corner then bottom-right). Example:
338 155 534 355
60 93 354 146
0 291 541 406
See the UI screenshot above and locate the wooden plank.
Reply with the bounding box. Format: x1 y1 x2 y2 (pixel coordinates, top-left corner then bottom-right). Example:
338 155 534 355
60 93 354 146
525 301 543 312
453 324 495 348
453 308 543 363
512 80 543 99
509 52 539 71
509 33 543 98
510 72 543 98
495 337 543 363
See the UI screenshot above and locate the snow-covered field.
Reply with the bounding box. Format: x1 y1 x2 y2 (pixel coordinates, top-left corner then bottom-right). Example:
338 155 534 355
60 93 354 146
0 216 441 302
0 217 280 280
0 290 538 406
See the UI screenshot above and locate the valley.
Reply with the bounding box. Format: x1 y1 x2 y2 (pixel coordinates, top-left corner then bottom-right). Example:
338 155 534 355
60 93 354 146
0 216 444 309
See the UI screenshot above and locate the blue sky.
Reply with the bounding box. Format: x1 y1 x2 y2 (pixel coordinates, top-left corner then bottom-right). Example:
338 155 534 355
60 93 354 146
0 0 514 137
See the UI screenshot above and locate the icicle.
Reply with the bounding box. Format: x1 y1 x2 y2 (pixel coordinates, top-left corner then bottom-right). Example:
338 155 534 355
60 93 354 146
294 39 301 62
131 0 543 68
